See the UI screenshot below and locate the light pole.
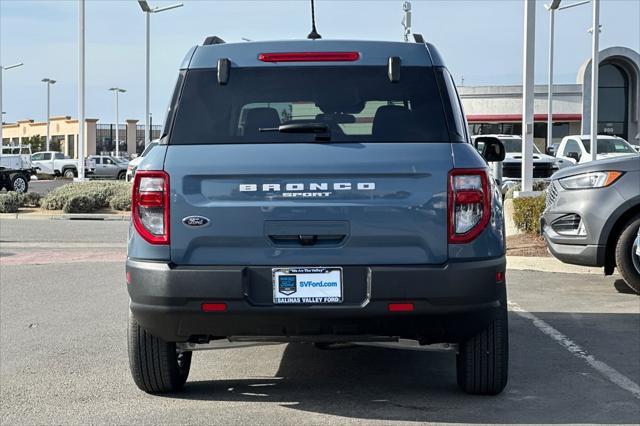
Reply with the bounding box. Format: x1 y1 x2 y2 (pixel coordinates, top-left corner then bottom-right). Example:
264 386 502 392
589 0 600 161
42 78 57 151
521 0 536 194
137 1 184 149
402 2 412 42
78 0 86 180
109 87 126 157
0 62 23 146
544 0 590 151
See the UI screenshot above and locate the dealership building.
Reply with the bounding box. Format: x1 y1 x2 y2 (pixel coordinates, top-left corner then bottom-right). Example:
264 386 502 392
2 46 638 158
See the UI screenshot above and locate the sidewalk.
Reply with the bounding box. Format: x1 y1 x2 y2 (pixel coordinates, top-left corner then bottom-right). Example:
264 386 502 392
507 256 603 275
0 210 129 221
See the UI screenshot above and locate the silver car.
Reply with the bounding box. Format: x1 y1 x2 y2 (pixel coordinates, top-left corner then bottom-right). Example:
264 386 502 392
89 155 128 180
542 154 640 294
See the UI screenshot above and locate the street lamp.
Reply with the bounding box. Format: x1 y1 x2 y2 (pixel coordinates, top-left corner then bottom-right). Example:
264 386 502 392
137 0 184 149
109 87 126 157
42 78 57 151
402 2 412 42
544 0 590 151
78 0 86 180
0 62 23 146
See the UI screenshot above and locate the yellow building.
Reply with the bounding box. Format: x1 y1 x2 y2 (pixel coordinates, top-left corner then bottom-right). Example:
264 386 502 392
1 116 161 158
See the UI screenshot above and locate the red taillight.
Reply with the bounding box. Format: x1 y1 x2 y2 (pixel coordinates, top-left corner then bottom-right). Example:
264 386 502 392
202 303 227 312
258 51 360 63
388 303 414 312
132 170 169 245
448 169 491 244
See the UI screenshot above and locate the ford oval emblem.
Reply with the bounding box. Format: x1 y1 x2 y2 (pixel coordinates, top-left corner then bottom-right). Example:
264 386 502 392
182 216 210 227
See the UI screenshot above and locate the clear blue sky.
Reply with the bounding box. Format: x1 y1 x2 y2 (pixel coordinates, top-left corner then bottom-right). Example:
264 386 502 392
1 0 638 125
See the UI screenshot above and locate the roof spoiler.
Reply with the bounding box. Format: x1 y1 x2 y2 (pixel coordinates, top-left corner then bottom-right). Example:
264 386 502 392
203 36 226 45
413 33 425 43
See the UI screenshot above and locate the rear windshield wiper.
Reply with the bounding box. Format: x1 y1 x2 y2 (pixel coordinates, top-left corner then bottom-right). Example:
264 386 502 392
259 123 331 141
260 122 328 133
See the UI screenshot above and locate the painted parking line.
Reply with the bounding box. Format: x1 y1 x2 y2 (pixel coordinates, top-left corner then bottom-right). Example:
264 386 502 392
508 300 640 400
0 250 125 265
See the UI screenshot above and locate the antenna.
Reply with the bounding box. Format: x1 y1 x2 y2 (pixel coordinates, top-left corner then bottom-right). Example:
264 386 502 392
307 0 322 40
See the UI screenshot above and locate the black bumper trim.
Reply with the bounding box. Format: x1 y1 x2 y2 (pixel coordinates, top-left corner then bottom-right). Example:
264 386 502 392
127 258 506 342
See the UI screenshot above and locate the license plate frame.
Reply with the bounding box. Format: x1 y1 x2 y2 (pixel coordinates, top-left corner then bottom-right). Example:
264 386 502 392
272 267 343 304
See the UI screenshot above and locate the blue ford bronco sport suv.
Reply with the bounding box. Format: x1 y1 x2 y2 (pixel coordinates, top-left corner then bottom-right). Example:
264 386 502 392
126 37 508 395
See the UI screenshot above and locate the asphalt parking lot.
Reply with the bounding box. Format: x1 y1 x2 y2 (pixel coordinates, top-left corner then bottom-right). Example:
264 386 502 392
1 219 639 424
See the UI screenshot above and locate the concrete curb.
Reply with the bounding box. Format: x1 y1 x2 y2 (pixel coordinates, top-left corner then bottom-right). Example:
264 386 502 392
507 255 603 275
0 212 129 221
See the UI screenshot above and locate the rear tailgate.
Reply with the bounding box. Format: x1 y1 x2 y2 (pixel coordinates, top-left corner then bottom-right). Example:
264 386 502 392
166 142 452 266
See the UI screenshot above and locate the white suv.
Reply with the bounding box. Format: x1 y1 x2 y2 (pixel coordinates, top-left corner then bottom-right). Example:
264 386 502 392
555 135 637 164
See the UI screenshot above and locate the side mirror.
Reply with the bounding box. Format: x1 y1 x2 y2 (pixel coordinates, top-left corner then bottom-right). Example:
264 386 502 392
474 136 506 162
567 152 580 162
546 147 555 156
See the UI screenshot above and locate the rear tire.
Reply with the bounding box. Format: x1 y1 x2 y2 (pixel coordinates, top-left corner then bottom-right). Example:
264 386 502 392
614 215 640 294
127 311 192 393
10 174 28 193
63 168 76 179
456 306 509 395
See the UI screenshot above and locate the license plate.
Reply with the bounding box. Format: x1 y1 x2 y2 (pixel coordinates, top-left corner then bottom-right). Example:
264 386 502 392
272 267 343 304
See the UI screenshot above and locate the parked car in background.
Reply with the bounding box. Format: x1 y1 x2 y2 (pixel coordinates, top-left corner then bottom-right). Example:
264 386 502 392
472 134 570 193
0 145 37 193
555 135 638 165
125 141 158 182
31 151 96 178
542 155 640 294
88 155 128 180
126 38 510 395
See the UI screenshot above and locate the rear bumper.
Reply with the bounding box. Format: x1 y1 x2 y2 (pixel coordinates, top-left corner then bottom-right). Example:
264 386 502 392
127 257 507 343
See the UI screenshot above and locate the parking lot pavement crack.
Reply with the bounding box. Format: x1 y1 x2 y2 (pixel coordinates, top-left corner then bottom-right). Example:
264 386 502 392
508 300 640 400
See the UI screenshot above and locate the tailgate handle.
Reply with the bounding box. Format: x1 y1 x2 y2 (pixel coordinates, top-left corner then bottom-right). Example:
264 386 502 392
267 234 346 247
298 235 318 246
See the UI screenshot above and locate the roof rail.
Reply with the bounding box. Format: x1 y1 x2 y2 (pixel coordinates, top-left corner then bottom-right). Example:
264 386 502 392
413 33 425 43
203 36 226 46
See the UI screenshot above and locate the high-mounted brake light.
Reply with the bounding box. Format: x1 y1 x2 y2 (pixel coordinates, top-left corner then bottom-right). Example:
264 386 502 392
258 52 360 63
132 170 170 245
448 169 491 244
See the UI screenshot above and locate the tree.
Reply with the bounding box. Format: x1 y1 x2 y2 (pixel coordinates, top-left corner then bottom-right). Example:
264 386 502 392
21 135 46 152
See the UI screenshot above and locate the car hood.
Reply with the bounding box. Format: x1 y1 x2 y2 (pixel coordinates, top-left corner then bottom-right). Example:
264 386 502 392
552 153 640 179
503 153 557 164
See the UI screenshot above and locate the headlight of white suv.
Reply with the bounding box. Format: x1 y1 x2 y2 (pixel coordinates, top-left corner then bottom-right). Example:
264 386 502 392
558 171 623 190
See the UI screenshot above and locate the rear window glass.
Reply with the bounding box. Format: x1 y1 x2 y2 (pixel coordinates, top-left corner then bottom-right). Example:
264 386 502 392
169 66 450 144
580 138 635 154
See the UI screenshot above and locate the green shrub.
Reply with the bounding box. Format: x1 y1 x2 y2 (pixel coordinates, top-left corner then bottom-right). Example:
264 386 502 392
504 180 550 199
0 192 22 213
109 193 131 211
512 195 546 234
63 195 97 213
41 181 132 212
20 191 42 207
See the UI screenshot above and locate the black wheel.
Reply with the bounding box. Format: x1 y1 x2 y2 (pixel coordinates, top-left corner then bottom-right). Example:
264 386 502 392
456 306 509 395
127 311 192 393
615 214 640 294
117 171 126 180
10 174 29 194
63 168 77 179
